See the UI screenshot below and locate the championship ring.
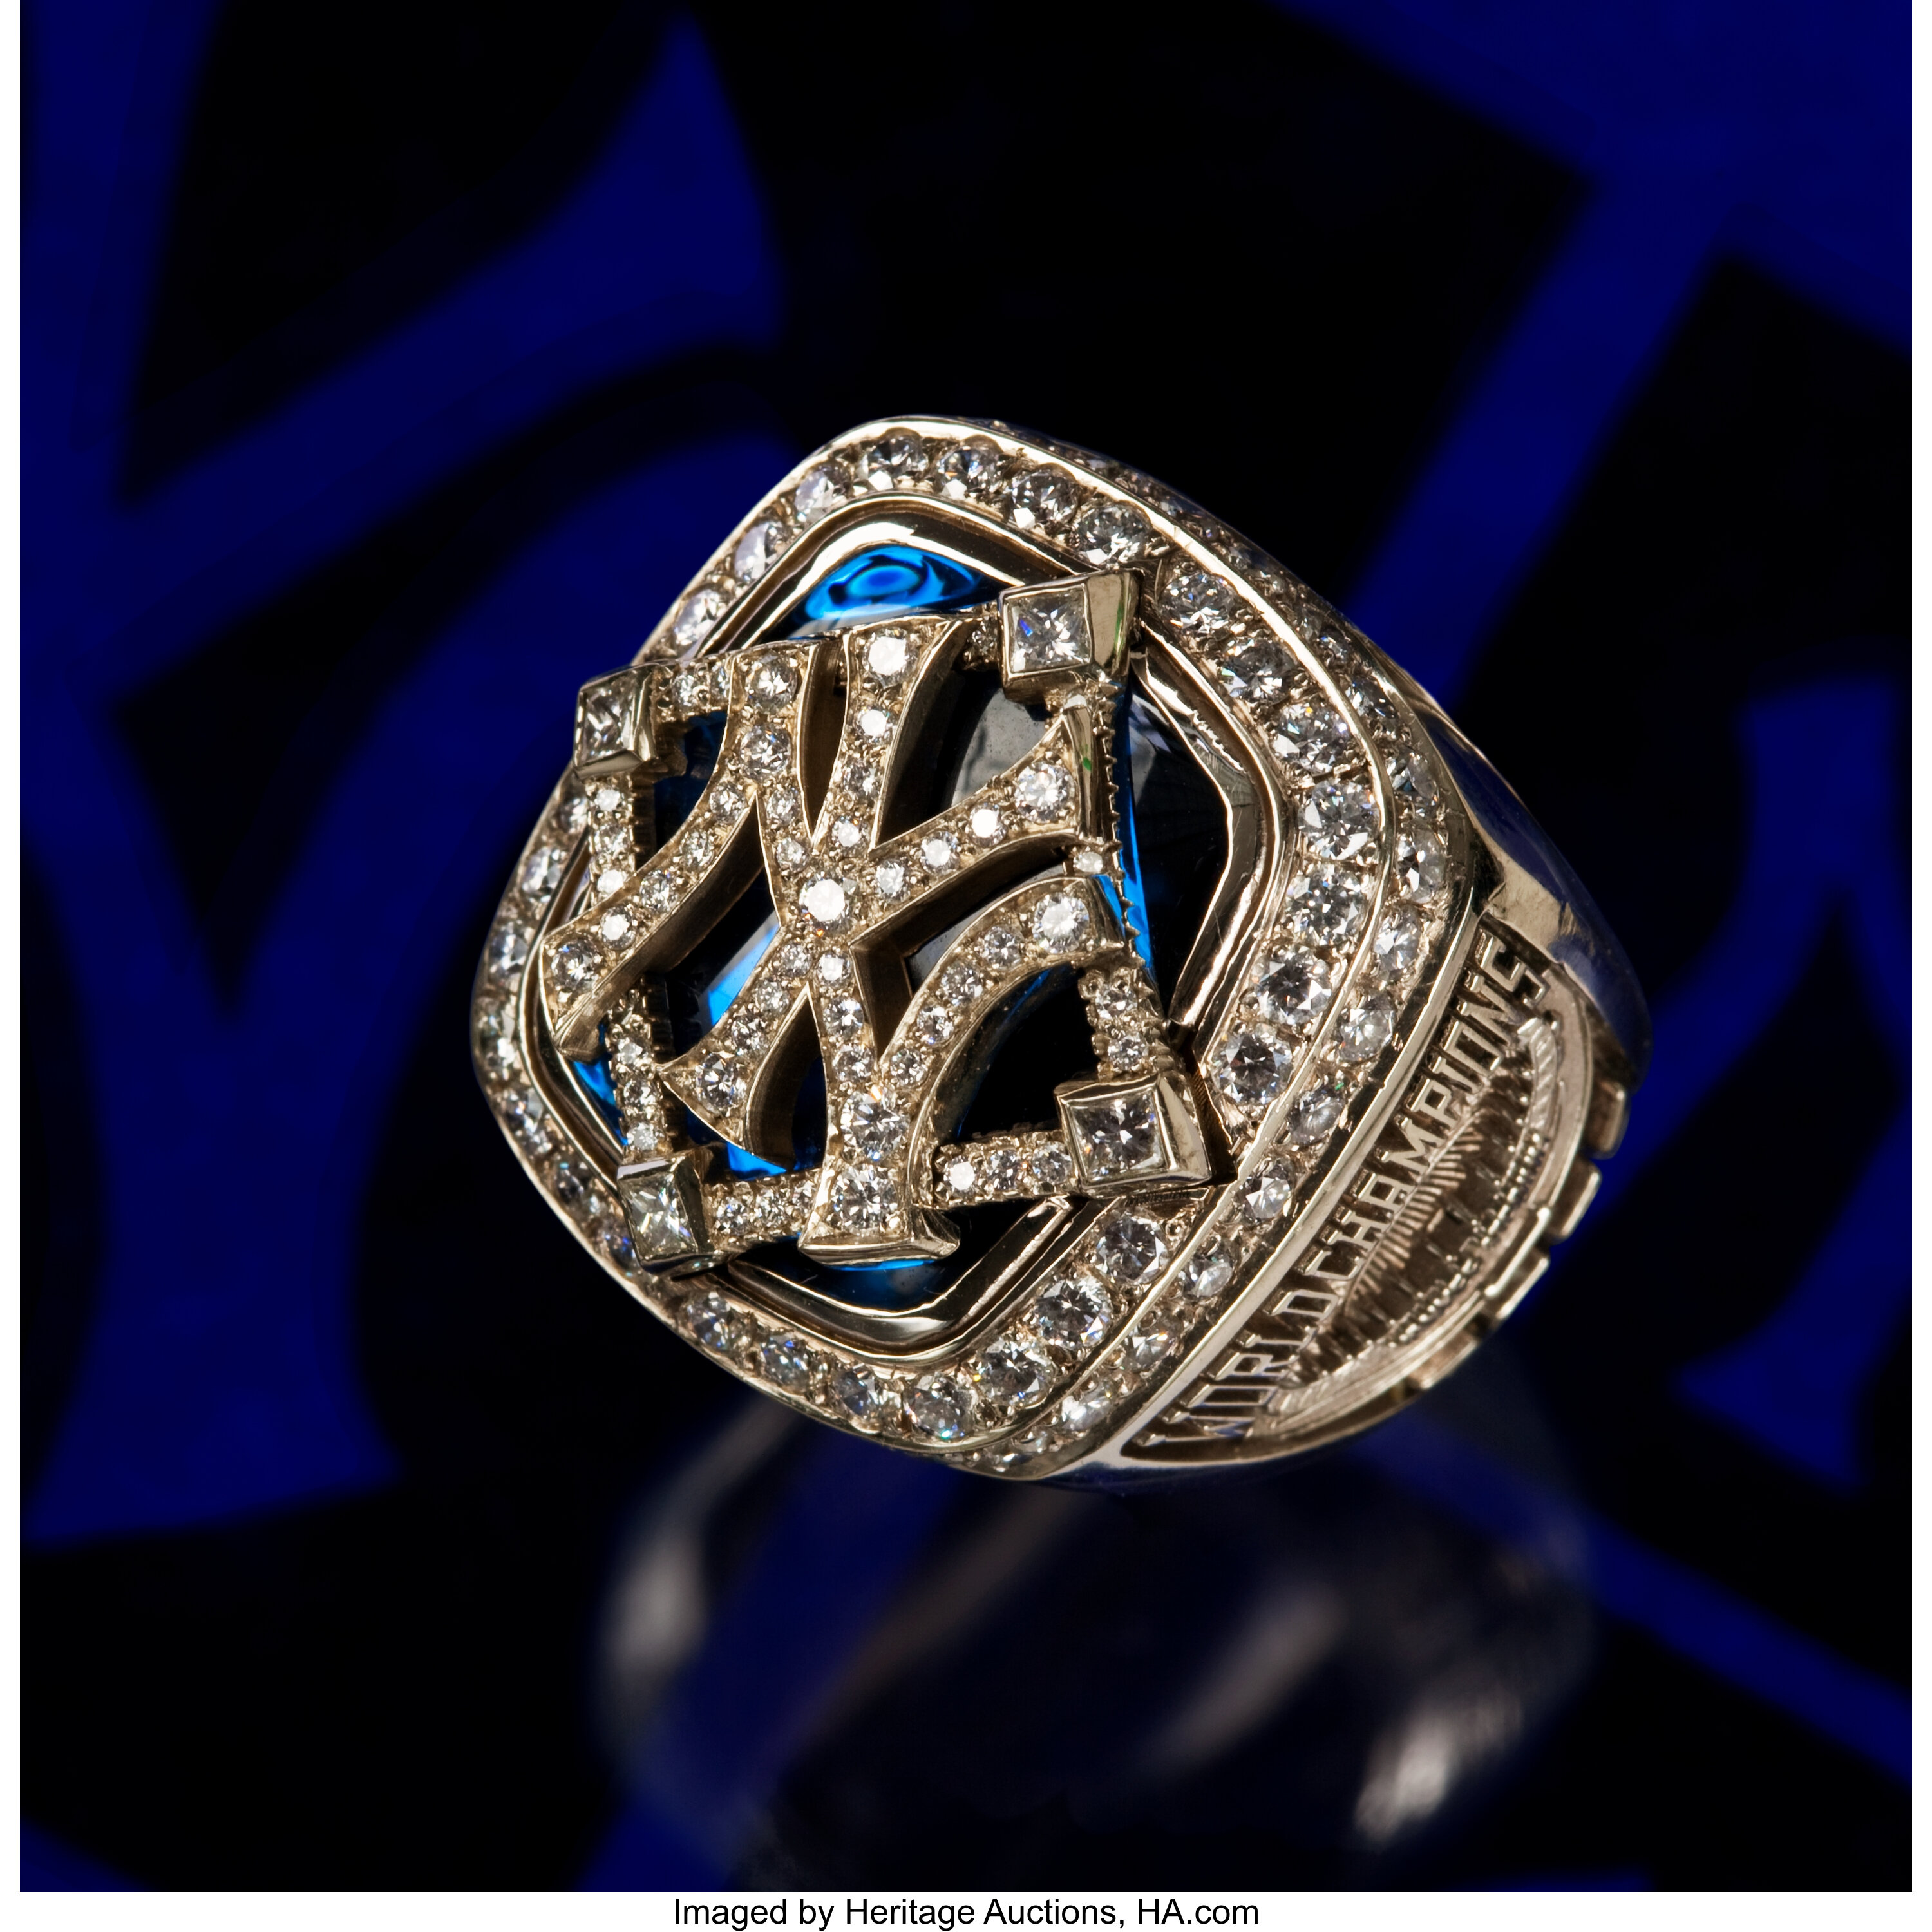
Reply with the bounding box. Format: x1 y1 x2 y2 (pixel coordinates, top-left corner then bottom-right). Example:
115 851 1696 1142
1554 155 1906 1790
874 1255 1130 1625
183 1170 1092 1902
471 419 1648 1481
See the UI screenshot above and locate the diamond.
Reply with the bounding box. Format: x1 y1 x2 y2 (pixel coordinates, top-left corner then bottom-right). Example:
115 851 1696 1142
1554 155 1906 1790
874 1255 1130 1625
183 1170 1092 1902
916 1004 956 1047
1071 849 1107 875
502 1089 552 1156
980 926 1021 970
1217 638 1292 706
801 876 849 927
1287 1084 1345 1146
826 819 861 853
696 1054 741 1109
1300 780 1377 860
555 792 591 836
1028 1143 1074 1191
595 1219 638 1270
672 668 714 713
759 1333 814 1390
1254 951 1331 1029
1072 498 1151 565
1032 893 1090 951
550 1156 589 1206
623 1168 695 1258
968 804 1004 844
732 518 784 583
475 1010 520 1078
858 705 894 741
974 1339 1050 1409
1396 829 1447 901
840 757 880 799
683 828 715 868
833 1043 875 1085
680 1289 741 1353
1089 974 1138 1024
831 1363 887 1423
818 952 849 985
943 1154 977 1197
860 432 927 489
1006 588 1090 672
940 961 985 1006
828 1164 893 1229
1268 699 1352 776
1124 1314 1179 1373
1213 1028 1291 1108
598 909 633 946
672 585 728 651
1032 1272 1113 1348
743 727 792 777
1285 867 1369 943
520 846 565 896
1238 1158 1296 1222
611 1032 650 1072
488 923 531 980
1075 1092 1161 1179
1108 1034 1148 1073
1014 762 1072 820
596 867 628 899
756 979 793 1016
1387 750 1440 817
747 657 799 712
1345 675 1397 732
1096 1212 1168 1283
890 1048 928 1088
641 872 679 912
867 631 911 681
920 832 958 874
933 435 1004 498
551 936 607 994
1161 564 1238 632
841 1092 909 1162
825 992 864 1034
906 1376 974 1443
872 859 908 900
795 463 843 523
1185 1247 1234 1300
1058 1380 1119 1432
1374 905 1423 978
775 835 809 871
764 786 799 824
779 941 811 973
1335 992 1396 1063
1007 466 1080 531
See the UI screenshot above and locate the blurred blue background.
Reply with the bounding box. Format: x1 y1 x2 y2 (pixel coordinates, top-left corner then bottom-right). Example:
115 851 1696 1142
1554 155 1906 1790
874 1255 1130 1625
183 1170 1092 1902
23 0 1908 1889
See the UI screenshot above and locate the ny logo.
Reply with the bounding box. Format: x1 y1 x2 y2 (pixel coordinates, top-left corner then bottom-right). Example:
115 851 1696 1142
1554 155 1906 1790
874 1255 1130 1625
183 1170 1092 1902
541 568 1214 1268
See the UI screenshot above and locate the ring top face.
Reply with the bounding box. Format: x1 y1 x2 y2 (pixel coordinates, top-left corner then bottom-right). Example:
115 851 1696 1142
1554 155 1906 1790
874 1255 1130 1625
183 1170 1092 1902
472 419 1643 1481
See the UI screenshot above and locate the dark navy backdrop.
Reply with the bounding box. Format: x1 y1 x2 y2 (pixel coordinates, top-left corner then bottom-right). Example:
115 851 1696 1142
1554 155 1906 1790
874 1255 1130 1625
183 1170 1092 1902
23 0 1909 1889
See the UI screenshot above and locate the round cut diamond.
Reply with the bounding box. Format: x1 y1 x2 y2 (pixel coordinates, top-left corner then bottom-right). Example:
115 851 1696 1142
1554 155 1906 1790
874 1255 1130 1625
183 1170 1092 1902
555 793 591 836
832 818 863 850
764 786 799 824
598 909 633 945
681 1290 742 1354
772 838 810 876
1238 1158 1296 1222
920 833 958 874
697 1054 741 1109
860 432 927 489
1029 1143 1074 1191
933 435 1003 498
549 1156 589 1206
1108 1033 1148 1072
906 1376 973 1442
1374 905 1424 978
1161 565 1238 632
1032 1273 1113 1349
1346 676 1397 731
825 992 865 1034
520 846 565 896
672 585 728 651
551 936 606 993
1059 1379 1119 1432
940 961 985 1005
841 1092 908 1162
795 463 844 522
1288 1084 1345 1146
889 1048 928 1090
1254 951 1331 1029
1014 763 1072 820
1217 638 1291 706
1214 1028 1291 1108
1285 867 1369 943
872 859 908 900
641 872 679 911
1387 750 1440 817
833 1043 875 1084
743 727 792 777
1335 992 1396 1063
1073 498 1151 565
943 1154 977 1197
1396 830 1447 901
488 923 532 980
1089 973 1138 1024
969 804 1004 844
857 706 893 740
732 518 784 583
818 951 849 985
759 1333 814 1390
1300 780 1377 859
867 631 911 681
595 866 628 898
980 927 1021 970
757 979 793 1015
801 876 849 927
1185 1246 1234 1300
1124 1315 1179 1372
1008 466 1079 531
831 1363 887 1422
502 1090 552 1156
683 828 715 868
974 1339 1050 1409
1268 699 1352 775
1095 1212 1168 1283
828 1164 893 1229
982 1146 1022 1193
747 657 799 712
916 1004 956 1047
1032 893 1090 951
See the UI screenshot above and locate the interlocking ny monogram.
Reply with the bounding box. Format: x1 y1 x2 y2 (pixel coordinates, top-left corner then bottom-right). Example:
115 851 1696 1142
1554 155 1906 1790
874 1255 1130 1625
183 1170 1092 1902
539 570 1212 1267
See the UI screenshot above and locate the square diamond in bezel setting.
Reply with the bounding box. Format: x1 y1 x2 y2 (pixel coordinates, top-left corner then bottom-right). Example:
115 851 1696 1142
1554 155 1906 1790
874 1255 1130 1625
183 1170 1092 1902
1056 1072 1215 1193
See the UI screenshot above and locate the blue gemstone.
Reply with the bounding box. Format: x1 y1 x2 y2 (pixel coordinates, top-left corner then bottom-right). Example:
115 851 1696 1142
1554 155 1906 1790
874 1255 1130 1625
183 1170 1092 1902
793 544 997 630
